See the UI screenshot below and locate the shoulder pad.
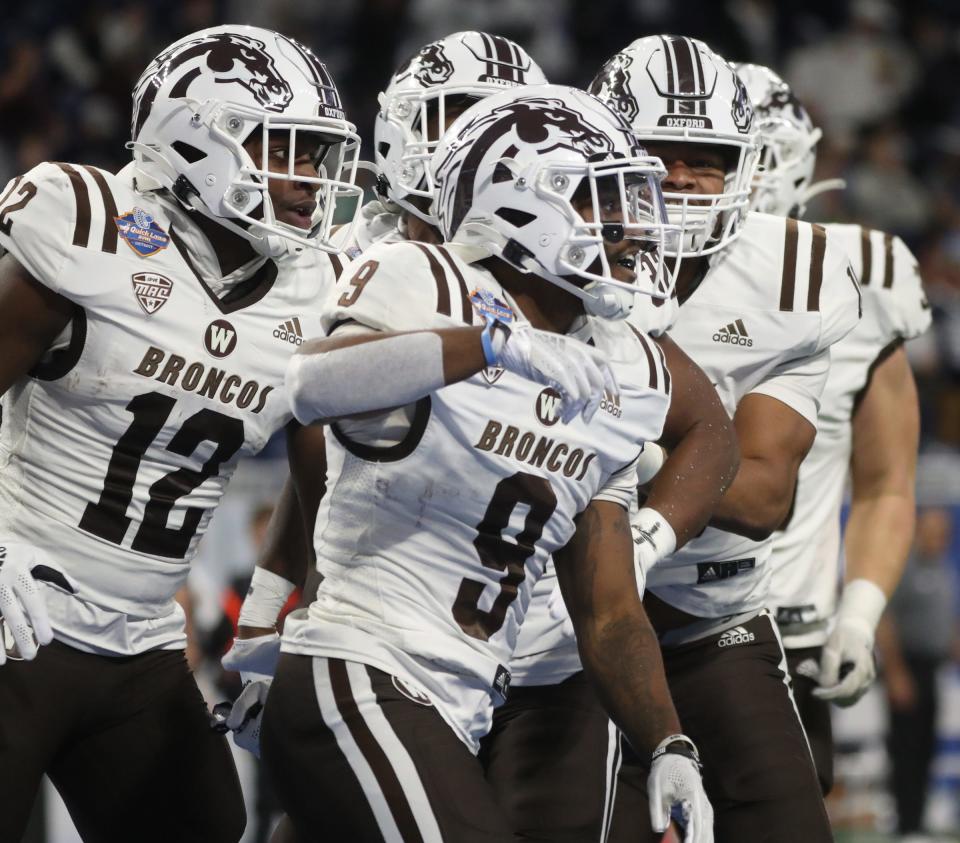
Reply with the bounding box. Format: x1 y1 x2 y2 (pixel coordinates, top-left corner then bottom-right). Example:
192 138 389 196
322 241 479 334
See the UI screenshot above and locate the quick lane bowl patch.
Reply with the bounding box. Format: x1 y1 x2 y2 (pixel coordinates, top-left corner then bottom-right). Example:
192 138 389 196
115 208 171 257
469 288 514 323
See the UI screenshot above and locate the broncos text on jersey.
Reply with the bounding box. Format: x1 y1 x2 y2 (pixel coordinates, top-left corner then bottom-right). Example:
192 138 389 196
280 239 672 750
0 161 335 654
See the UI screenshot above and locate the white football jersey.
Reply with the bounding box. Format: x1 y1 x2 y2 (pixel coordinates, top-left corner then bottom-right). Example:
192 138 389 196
281 239 672 750
769 225 930 648
0 161 333 655
510 211 860 683
647 211 861 617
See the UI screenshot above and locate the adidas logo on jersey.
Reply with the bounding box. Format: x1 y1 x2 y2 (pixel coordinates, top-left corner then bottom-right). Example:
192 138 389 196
718 626 756 648
712 319 753 347
273 317 304 346
600 388 622 419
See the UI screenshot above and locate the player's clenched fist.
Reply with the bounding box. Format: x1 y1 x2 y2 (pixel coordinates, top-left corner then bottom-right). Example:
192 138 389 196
0 542 76 664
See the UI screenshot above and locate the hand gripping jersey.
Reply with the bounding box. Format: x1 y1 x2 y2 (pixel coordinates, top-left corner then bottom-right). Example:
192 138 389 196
646 211 861 618
280 239 672 750
510 212 859 683
0 162 333 654
769 225 930 648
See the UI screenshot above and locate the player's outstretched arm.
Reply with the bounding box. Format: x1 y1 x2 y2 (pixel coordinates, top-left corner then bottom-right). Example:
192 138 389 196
816 346 919 706
0 254 74 396
555 500 713 841
707 393 817 540
286 320 617 427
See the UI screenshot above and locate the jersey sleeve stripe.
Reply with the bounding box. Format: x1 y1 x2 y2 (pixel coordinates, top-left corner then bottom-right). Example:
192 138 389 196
411 243 451 317
329 252 345 280
627 324 660 391
779 218 799 312
55 164 92 248
434 245 474 324
81 166 118 254
882 233 894 289
860 227 872 286
806 223 827 312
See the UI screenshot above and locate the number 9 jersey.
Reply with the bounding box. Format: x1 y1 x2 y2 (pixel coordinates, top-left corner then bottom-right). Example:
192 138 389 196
0 162 334 655
281 240 673 750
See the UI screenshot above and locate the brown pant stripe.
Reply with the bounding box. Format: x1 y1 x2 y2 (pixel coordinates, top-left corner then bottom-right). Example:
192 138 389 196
413 243 451 317
328 660 425 843
81 166 118 254
54 164 91 248
806 223 827 312
780 217 799 311
435 245 475 324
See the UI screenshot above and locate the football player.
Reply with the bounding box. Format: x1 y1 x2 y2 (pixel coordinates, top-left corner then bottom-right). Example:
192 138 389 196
218 31 551 755
499 36 860 843
258 86 717 842
0 25 360 842
737 62 930 794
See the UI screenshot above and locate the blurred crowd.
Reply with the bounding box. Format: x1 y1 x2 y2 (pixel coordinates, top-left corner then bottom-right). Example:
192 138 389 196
4 1 959 840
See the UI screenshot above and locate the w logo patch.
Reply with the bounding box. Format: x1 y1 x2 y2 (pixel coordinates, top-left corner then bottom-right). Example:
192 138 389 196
204 320 237 358
535 387 562 427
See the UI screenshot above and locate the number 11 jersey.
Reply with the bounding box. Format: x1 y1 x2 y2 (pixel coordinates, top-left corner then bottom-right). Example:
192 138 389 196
0 161 333 655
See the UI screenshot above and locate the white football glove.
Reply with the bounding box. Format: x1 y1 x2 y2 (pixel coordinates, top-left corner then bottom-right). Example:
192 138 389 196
547 584 575 639
221 632 282 757
648 736 714 843
495 321 618 425
813 579 885 707
0 542 76 665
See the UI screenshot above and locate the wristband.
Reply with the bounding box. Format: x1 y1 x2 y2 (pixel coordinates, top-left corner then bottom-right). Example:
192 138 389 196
237 568 296 629
651 733 702 769
636 443 667 485
837 578 887 634
480 317 510 367
633 506 677 565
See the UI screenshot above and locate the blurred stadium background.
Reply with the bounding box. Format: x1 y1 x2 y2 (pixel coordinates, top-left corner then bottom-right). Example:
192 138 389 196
2 1 958 841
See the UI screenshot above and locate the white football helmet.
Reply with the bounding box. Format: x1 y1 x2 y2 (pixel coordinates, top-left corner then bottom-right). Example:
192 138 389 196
432 85 678 322
735 63 843 218
130 26 363 256
375 31 547 224
590 36 760 258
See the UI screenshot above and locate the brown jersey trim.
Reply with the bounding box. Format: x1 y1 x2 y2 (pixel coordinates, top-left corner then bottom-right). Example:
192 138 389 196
81 166 118 254
170 226 278 314
330 396 431 463
329 252 345 280
653 339 672 394
327 660 426 843
434 245 475 324
882 233 894 289
54 164 91 248
779 218 799 312
806 223 827 312
411 243 451 317
860 227 872 286
29 305 87 381
627 324 659 391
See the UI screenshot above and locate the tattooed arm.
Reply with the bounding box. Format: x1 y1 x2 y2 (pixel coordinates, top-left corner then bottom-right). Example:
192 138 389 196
554 500 681 753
